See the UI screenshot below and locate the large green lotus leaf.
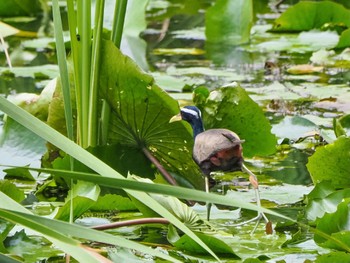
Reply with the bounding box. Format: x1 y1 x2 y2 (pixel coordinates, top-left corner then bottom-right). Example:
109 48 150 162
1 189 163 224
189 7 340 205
307 136 350 188
205 0 253 45
195 84 277 157
271 1 350 32
99 40 203 189
314 198 350 251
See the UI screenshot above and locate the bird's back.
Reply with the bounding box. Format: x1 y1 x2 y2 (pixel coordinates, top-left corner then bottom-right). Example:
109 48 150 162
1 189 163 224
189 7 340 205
193 128 244 175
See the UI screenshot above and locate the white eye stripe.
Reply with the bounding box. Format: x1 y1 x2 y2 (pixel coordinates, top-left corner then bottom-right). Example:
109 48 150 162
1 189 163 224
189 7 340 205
181 107 201 118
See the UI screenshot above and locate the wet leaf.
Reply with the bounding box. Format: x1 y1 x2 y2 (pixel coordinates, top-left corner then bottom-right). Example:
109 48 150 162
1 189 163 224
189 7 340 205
0 0 42 17
0 181 25 203
314 198 350 251
4 230 60 263
227 184 312 206
91 194 136 211
272 116 318 140
316 251 350 263
0 65 59 79
172 231 240 258
305 181 350 221
99 40 203 189
205 0 252 45
336 28 350 48
271 1 350 32
53 181 100 221
334 114 350 137
196 84 277 157
307 136 350 188
0 118 46 177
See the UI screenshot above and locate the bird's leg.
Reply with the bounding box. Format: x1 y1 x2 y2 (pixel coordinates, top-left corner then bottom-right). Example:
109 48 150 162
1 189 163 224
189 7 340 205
205 175 212 221
239 164 269 227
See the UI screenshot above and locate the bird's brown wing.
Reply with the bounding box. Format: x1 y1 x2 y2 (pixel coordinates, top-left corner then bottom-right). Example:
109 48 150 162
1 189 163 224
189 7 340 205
193 128 243 166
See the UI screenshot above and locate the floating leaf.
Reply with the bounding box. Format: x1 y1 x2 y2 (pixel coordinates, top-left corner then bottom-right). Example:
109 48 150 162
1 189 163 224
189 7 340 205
172 231 240 258
307 136 350 188
195 84 277 157
271 1 350 32
3 166 35 181
0 118 46 176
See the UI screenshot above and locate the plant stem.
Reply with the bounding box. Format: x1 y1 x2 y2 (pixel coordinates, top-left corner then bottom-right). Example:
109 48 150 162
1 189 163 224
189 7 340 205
88 0 105 147
52 0 75 225
92 218 169 230
111 0 128 48
142 148 178 186
77 0 92 148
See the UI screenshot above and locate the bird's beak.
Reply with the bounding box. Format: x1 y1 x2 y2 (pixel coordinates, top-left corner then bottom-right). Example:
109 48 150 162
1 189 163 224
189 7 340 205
169 113 182 123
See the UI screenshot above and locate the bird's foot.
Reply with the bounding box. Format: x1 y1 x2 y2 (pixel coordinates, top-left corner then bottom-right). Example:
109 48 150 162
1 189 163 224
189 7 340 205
232 211 271 235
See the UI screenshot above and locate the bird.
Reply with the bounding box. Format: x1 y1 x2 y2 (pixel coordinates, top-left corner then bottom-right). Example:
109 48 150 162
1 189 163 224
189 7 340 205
170 106 268 227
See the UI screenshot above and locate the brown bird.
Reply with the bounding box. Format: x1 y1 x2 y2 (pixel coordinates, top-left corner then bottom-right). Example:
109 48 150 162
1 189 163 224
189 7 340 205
171 106 268 225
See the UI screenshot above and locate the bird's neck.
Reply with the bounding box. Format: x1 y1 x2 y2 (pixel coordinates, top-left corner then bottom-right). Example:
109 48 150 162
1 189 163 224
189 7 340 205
191 119 205 139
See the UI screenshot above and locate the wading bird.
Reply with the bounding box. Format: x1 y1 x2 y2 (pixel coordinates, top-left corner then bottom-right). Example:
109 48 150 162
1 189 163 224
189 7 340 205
170 106 268 228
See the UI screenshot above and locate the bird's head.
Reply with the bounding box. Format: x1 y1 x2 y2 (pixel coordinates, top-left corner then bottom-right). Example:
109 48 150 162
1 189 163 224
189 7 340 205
170 106 204 137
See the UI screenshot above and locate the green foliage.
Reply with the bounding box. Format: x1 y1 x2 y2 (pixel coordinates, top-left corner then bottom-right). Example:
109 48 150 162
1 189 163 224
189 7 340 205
271 1 350 48
53 181 100 221
91 193 136 211
314 198 350 251
307 137 350 188
194 84 277 157
334 114 350 137
99 40 203 188
316 251 350 263
0 192 180 262
170 228 240 258
0 181 25 203
0 0 42 17
305 181 350 221
271 1 350 32
205 0 253 45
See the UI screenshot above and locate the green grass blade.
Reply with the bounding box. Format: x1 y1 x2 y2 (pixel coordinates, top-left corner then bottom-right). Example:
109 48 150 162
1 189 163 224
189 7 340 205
52 0 74 142
66 0 83 143
17 166 286 218
111 0 128 47
76 0 92 147
88 0 105 147
0 192 181 262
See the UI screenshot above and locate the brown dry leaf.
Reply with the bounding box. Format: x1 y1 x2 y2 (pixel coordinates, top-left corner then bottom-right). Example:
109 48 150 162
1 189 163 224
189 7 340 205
287 64 323 75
